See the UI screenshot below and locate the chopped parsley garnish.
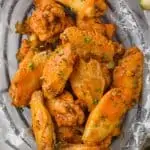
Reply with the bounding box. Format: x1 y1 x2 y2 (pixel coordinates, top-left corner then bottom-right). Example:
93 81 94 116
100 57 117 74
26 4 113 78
107 61 115 69
101 54 109 61
28 62 34 70
133 80 138 88
95 88 102 93
58 71 65 79
84 36 92 44
93 99 99 105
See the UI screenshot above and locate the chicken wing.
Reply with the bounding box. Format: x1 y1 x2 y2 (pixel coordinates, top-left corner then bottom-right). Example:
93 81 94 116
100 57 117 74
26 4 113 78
42 43 76 99
56 0 107 19
30 91 55 150
29 1 74 42
46 91 85 127
56 126 83 143
9 51 50 107
70 59 105 111
82 88 132 145
60 27 116 63
82 47 143 145
77 18 116 39
59 144 109 150
112 47 143 104
34 0 53 8
16 39 30 62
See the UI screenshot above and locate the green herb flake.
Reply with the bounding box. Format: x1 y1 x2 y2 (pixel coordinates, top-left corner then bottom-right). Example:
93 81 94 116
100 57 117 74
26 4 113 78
95 88 102 93
84 36 92 44
107 61 115 69
93 99 99 105
93 124 99 128
28 62 34 70
133 80 138 88
101 54 109 61
58 71 65 79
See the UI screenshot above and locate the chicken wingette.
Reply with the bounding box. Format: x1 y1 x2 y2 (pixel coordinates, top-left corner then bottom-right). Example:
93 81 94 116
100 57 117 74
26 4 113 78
70 59 105 111
29 0 74 42
9 51 50 107
77 18 116 39
56 126 84 143
59 143 110 150
82 47 143 145
30 91 55 150
56 0 107 19
112 47 143 104
46 91 85 127
42 43 76 100
60 27 122 64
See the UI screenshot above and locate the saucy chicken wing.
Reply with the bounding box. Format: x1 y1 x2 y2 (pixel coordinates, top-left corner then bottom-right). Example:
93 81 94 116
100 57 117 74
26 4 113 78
82 47 143 145
46 91 85 127
42 43 76 100
70 59 105 111
30 91 55 150
9 51 50 107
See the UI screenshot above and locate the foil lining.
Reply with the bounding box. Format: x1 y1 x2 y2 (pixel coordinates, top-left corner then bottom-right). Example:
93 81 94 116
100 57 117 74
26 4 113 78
0 0 150 150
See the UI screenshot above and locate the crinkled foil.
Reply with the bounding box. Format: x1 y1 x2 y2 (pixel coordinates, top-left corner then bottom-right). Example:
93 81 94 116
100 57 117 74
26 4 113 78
0 0 150 150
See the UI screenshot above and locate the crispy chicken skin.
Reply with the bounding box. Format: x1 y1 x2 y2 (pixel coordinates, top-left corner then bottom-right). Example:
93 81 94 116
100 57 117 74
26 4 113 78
60 27 116 63
82 47 143 145
42 43 76 99
77 18 116 39
113 47 143 103
29 1 74 42
56 126 83 143
9 51 50 107
70 59 105 111
56 0 107 19
16 39 30 61
34 0 53 8
30 91 55 150
59 144 109 150
82 88 132 145
46 91 85 127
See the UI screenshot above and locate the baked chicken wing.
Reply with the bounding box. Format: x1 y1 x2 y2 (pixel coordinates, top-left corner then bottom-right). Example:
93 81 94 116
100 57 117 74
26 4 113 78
46 91 85 127
82 47 143 145
29 0 74 42
56 126 83 143
70 59 105 111
113 47 143 103
16 39 30 62
42 43 76 99
59 143 110 150
56 0 107 19
30 91 55 150
77 18 116 39
9 51 50 107
60 27 116 63
82 88 132 145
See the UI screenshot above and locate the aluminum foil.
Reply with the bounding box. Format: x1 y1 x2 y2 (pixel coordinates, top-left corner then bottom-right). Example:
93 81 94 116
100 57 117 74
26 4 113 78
0 0 150 150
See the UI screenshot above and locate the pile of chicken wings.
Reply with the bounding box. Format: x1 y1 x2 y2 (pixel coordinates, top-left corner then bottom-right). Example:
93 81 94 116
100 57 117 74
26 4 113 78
9 0 143 149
